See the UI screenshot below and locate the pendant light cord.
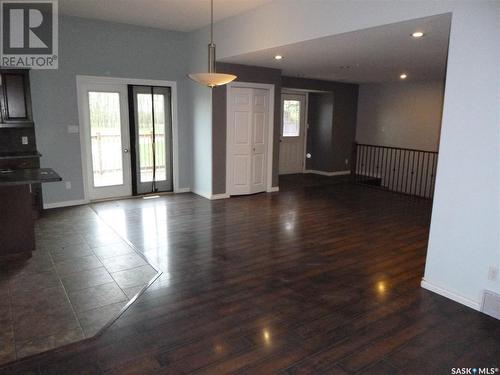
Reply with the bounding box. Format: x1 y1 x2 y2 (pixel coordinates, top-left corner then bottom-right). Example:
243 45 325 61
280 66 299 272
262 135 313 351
210 0 213 44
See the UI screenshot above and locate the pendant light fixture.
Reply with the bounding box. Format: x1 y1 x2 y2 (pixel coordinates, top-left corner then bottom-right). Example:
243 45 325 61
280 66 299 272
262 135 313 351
188 0 237 88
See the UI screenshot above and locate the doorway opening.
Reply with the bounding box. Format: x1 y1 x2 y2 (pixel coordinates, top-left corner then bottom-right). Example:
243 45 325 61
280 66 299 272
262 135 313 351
77 76 179 202
129 85 173 195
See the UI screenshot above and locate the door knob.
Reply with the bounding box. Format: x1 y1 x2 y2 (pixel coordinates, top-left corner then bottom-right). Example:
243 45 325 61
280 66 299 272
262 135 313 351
124 148 129 153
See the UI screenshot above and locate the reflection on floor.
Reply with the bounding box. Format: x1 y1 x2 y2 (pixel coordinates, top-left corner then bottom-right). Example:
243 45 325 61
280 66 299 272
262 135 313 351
0 205 158 364
91 196 196 275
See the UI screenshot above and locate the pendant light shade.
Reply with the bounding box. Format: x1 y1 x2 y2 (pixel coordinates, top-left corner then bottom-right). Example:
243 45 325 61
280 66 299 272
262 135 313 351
188 0 237 88
188 72 237 88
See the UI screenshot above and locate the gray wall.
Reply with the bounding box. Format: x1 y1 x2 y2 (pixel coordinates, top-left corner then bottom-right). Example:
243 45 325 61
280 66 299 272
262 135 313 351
282 76 359 172
185 27 213 198
356 81 444 151
28 16 192 204
212 63 282 195
306 93 334 171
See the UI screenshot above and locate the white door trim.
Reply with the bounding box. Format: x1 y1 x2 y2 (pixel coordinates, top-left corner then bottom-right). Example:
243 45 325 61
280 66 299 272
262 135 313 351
226 81 275 196
76 75 180 201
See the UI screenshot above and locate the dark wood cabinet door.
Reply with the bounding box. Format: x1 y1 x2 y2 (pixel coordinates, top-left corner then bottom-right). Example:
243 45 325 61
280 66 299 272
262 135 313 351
0 70 32 124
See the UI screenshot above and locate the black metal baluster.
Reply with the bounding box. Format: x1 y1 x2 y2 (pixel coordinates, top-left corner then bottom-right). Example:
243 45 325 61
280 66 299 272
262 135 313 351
383 147 389 188
407 150 413 195
354 144 359 183
383 147 388 188
406 150 411 195
416 151 422 197
360 145 365 182
410 151 415 195
364 145 369 183
400 149 406 193
376 146 380 183
357 144 362 182
368 146 373 182
405 150 410 195
390 148 395 191
359 145 364 182
394 149 400 192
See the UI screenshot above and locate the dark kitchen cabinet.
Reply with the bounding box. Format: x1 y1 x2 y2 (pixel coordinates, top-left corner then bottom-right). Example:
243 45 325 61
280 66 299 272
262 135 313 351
0 69 33 127
0 69 41 216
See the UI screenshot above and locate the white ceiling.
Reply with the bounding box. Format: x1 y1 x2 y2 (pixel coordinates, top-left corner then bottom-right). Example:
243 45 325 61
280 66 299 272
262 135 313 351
59 0 273 32
221 14 451 83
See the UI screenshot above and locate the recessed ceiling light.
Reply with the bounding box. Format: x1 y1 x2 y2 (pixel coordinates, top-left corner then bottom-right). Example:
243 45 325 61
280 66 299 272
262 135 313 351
274 55 283 60
400 73 408 80
412 31 424 38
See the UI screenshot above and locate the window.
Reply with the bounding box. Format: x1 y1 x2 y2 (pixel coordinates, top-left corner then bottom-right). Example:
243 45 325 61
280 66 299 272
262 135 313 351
282 99 301 137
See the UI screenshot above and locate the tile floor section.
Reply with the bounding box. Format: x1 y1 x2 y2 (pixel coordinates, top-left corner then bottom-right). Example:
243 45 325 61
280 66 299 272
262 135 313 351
0 205 158 365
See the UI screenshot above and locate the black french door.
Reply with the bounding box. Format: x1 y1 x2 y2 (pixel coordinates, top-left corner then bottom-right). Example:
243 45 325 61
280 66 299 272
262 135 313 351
129 85 173 195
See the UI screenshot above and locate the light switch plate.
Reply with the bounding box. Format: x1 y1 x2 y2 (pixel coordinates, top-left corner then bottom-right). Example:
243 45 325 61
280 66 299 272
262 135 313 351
21 136 28 145
67 125 79 134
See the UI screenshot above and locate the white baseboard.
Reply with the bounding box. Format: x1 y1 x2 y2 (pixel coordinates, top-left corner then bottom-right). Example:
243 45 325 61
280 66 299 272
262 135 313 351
194 186 280 200
174 187 191 193
304 170 351 177
192 189 211 200
210 193 230 200
421 278 481 311
43 199 89 209
192 191 230 200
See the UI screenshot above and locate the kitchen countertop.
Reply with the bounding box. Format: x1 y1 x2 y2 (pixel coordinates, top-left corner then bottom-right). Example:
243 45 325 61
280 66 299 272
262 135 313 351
0 168 61 186
0 151 42 160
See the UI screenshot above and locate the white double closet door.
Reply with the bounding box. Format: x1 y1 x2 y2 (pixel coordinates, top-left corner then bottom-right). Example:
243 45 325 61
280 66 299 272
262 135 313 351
227 86 271 196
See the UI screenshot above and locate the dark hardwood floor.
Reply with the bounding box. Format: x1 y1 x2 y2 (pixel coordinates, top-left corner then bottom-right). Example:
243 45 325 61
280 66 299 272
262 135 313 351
1 180 498 374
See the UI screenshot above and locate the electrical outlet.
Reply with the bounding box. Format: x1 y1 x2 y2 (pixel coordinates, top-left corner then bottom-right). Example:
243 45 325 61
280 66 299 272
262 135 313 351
482 290 500 320
21 136 28 145
65 181 72 190
488 266 498 281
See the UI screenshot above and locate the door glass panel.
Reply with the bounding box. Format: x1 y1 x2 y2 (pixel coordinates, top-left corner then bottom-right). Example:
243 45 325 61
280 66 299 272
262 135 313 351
137 94 167 183
282 99 300 137
153 94 166 182
88 92 124 187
